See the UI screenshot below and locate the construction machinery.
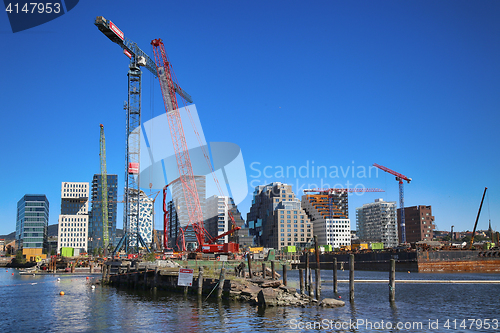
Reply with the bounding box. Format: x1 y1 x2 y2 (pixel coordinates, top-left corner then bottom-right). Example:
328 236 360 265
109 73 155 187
469 187 488 249
95 16 192 254
373 163 412 244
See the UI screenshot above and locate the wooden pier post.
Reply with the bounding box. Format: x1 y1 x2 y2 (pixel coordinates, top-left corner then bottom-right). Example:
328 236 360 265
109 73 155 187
299 268 304 294
154 267 158 293
314 235 321 299
143 265 148 290
349 254 354 301
305 253 310 292
271 261 275 280
282 263 287 286
247 254 253 278
309 267 314 298
217 267 226 299
241 263 246 278
198 266 204 296
389 259 395 302
333 257 338 293
262 263 266 278
90 262 94 274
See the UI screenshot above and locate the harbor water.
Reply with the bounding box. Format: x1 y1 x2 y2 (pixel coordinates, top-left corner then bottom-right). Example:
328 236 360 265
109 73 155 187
1 268 499 332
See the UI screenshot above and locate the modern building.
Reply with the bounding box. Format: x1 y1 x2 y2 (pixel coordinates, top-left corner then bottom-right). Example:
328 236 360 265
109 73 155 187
89 174 118 253
247 182 311 250
166 200 198 251
170 175 206 227
57 182 89 254
205 195 252 246
127 190 154 248
301 192 351 249
397 205 435 243
16 194 49 261
356 198 398 248
165 175 206 250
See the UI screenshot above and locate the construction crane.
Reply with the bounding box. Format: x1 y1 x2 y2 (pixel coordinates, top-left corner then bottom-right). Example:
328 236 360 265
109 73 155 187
99 124 109 253
470 187 487 249
95 16 193 254
373 163 412 243
150 40 241 252
304 188 385 219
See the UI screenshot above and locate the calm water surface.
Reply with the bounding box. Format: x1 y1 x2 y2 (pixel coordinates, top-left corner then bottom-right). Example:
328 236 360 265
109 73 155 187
1 268 499 332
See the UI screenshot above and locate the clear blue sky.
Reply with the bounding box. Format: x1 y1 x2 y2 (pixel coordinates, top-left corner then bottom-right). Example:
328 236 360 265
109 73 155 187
1 0 499 236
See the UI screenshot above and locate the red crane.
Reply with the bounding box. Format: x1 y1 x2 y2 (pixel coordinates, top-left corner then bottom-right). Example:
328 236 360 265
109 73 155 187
151 39 240 253
151 39 207 252
373 163 412 243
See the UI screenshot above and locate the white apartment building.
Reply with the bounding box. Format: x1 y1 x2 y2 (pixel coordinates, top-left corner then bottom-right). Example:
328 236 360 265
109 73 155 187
301 195 351 248
356 198 398 248
57 182 89 253
205 195 230 244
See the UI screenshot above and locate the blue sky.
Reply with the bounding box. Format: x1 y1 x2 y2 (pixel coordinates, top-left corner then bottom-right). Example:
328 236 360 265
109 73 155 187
1 0 499 236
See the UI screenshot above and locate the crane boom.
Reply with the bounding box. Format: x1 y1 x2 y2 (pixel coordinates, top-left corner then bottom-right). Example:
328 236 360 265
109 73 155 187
99 124 109 251
151 38 206 252
95 16 192 103
373 163 412 244
470 187 488 248
304 188 385 193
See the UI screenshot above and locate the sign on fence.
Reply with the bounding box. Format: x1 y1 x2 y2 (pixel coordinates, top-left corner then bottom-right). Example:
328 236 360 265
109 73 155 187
177 268 194 286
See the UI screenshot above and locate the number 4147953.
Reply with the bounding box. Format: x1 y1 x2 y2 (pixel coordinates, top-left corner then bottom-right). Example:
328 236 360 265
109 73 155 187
5 3 61 14
443 319 498 330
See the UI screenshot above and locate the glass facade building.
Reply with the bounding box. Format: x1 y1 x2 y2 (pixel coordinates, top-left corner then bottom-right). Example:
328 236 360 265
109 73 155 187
16 194 49 252
89 174 118 253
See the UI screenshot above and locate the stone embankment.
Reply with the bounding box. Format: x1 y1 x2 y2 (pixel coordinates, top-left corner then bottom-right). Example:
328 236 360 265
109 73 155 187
229 278 344 308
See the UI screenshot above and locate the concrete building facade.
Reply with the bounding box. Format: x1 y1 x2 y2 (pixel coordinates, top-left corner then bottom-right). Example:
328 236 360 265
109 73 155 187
89 174 118 253
16 194 49 260
247 182 311 250
398 205 435 243
356 198 398 248
57 182 89 254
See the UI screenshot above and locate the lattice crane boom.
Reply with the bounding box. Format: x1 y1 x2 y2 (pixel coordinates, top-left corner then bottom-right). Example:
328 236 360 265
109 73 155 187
373 163 412 244
151 38 206 252
99 124 109 251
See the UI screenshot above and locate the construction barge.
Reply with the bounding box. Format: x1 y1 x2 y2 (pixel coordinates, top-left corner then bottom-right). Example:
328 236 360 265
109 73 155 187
292 249 500 273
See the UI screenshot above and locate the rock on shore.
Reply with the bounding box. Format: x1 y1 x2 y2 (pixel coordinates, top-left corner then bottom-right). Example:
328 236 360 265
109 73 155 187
230 279 345 308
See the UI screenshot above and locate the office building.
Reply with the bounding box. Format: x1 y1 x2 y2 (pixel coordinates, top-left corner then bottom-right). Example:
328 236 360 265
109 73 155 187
247 182 311 250
89 174 118 253
398 205 435 243
127 190 154 247
15 194 49 261
205 195 251 246
301 193 351 249
356 198 398 248
166 200 198 251
57 182 89 254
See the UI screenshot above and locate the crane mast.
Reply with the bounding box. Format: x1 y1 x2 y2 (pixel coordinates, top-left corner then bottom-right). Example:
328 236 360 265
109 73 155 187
151 38 206 251
373 163 412 244
99 125 109 252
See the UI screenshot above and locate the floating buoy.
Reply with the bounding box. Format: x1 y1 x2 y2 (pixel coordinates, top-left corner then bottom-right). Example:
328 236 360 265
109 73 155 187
86 277 89 280
57 278 60 282
33 274 35 276
12 273 14 275
59 291 65 295
338 296 342 299
91 285 95 290
407 271 410 274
